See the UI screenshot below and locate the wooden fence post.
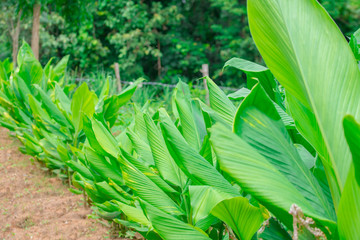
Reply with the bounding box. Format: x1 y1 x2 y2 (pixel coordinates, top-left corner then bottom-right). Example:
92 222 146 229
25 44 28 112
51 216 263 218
201 64 210 105
114 62 122 92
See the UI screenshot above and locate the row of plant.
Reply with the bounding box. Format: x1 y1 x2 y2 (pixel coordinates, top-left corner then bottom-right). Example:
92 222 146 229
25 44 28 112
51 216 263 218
1 0 360 239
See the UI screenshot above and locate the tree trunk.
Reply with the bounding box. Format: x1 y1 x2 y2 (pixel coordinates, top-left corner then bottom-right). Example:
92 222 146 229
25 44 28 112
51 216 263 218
31 3 41 60
201 64 210 105
12 9 22 68
114 62 122 92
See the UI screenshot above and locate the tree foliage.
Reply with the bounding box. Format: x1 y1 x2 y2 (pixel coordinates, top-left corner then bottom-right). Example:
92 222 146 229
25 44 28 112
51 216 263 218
0 0 359 85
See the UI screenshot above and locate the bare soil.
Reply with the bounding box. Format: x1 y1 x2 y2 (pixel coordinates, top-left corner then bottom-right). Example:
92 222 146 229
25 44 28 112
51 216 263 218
0 128 126 240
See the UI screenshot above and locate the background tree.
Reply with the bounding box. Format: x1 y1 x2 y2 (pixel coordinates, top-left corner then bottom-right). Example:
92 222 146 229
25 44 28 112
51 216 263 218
0 1 23 67
0 0 358 86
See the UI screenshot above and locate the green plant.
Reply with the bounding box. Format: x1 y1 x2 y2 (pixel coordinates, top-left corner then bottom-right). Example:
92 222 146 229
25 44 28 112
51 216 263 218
1 1 360 239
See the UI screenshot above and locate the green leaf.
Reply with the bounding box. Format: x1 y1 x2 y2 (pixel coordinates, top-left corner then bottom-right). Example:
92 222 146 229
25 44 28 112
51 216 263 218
120 149 176 194
205 76 236 126
349 35 360 61
34 85 71 128
84 147 124 186
144 111 186 187
71 82 98 136
142 201 211 240
160 109 239 196
118 151 183 216
52 55 69 81
189 186 229 228
126 129 154 166
210 124 336 229
28 94 51 122
17 42 35 68
195 99 229 128
211 196 263 240
95 181 129 203
224 58 282 105
111 200 150 226
133 104 148 143
233 84 335 222
102 80 140 127
337 168 360 240
337 115 360 239
13 75 32 107
248 0 360 205
227 88 251 101
54 83 72 115
173 81 205 151
89 118 120 158
343 115 360 185
18 53 43 86
257 218 291 240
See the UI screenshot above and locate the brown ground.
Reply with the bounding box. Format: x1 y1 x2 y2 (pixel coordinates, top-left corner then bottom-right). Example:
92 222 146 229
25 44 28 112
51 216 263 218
0 128 129 240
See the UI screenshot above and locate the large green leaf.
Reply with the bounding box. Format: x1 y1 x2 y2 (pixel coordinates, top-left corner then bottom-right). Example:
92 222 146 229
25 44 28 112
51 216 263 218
142 201 211 240
189 186 229 229
257 218 291 240
227 88 251 101
120 149 176 194
224 57 282 105
28 94 51 123
205 77 236 126
233 84 335 221
51 55 69 82
54 83 72 115
111 200 150 227
210 124 336 230
211 196 263 240
337 168 360 240
133 104 148 143
160 109 239 196
126 129 154 166
343 115 360 185
13 75 32 108
71 82 98 136
173 81 205 151
17 42 34 67
34 85 71 128
17 42 43 86
95 181 130 203
118 151 183 216
337 115 360 239
84 147 124 186
248 0 360 205
102 80 140 127
144 111 186 187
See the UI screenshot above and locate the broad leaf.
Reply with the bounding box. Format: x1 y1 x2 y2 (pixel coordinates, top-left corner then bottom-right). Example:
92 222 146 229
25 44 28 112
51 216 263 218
224 57 282 105
211 196 263 240
233 84 335 222
142 201 210 240
173 81 205 151
210 124 336 230
205 77 236 126
144 111 186 187
160 109 239 196
248 0 360 205
337 115 360 239
71 82 98 135
118 151 183 216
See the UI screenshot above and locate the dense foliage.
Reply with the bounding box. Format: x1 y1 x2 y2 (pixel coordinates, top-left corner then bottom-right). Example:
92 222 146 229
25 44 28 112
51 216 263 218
0 0 359 86
0 0 360 239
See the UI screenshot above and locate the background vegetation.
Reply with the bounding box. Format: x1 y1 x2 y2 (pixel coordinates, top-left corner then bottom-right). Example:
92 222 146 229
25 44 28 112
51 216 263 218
0 0 359 86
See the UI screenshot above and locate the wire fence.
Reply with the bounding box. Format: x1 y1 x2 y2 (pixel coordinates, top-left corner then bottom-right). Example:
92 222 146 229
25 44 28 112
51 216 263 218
71 78 239 92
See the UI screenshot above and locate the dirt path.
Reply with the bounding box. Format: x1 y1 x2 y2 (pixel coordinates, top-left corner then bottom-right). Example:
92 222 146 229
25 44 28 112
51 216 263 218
0 128 118 240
